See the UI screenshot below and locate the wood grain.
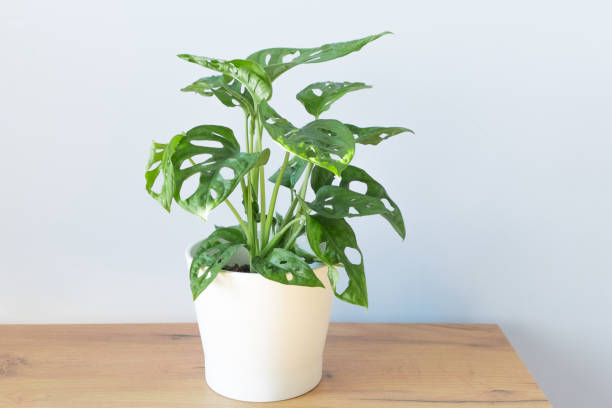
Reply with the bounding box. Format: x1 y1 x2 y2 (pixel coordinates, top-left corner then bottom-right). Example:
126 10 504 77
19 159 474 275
0 323 550 407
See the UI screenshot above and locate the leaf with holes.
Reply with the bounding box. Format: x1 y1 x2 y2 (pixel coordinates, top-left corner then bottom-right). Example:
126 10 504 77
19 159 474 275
260 102 354 176
171 125 270 220
181 75 255 115
268 156 308 189
247 32 391 81
306 215 367 307
252 248 324 287
308 165 405 239
297 81 371 118
145 134 183 212
190 227 247 300
177 55 272 105
346 124 414 146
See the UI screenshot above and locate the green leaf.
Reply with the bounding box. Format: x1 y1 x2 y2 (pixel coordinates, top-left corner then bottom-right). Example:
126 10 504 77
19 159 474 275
309 165 405 239
346 124 413 146
247 32 391 81
177 55 272 105
181 75 255 115
260 102 355 176
171 125 270 220
268 156 308 189
306 215 367 307
296 81 371 118
145 134 183 212
190 227 247 300
252 248 324 288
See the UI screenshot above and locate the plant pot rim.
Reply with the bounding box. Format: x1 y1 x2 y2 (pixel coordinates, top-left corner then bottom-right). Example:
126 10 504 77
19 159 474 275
185 240 326 274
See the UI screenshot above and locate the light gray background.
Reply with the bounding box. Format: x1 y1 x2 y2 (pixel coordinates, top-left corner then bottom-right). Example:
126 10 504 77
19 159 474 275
1 1 611 407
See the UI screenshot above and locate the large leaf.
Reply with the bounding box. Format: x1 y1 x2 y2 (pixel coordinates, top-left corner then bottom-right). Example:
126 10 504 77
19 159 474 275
171 125 269 219
190 226 247 300
181 75 255 115
177 55 272 105
247 32 391 81
268 156 308 189
308 165 405 239
260 102 355 176
306 215 367 307
296 81 371 118
145 135 182 211
346 124 413 146
252 248 324 287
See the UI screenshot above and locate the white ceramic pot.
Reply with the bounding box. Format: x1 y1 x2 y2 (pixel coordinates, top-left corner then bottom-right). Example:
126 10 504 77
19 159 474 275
185 243 333 402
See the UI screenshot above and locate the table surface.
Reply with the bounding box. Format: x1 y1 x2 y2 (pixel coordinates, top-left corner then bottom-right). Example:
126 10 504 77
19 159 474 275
0 323 550 407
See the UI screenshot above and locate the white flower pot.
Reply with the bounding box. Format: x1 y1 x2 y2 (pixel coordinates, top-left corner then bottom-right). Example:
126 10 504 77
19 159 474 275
185 243 333 402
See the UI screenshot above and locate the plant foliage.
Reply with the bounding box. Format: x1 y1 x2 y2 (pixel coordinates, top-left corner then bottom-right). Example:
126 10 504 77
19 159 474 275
146 32 412 307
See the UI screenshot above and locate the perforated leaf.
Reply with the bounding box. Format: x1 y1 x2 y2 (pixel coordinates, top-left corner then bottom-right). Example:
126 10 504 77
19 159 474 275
177 55 272 105
190 227 246 300
297 81 371 118
181 75 254 115
145 135 182 212
170 125 269 220
346 124 413 146
308 165 405 239
260 102 354 176
247 32 391 81
252 248 324 287
268 156 308 189
306 215 367 307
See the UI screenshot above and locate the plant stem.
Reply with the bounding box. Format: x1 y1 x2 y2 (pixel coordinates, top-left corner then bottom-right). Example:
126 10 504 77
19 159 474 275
297 162 314 209
262 151 289 247
245 115 257 257
283 224 304 250
256 116 267 251
260 217 303 257
284 162 313 245
244 115 250 153
225 200 248 236
280 162 313 231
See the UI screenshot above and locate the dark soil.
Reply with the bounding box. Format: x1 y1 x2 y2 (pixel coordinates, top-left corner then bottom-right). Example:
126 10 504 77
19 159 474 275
224 263 251 272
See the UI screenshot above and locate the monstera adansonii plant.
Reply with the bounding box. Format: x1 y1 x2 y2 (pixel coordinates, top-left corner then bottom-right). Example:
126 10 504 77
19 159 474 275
145 32 412 308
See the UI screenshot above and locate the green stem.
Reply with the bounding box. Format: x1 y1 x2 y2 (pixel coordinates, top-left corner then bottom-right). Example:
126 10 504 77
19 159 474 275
225 200 248 236
261 217 303 257
280 162 313 231
244 115 250 153
256 116 267 251
283 224 304 250
297 163 314 207
262 151 289 246
284 162 313 244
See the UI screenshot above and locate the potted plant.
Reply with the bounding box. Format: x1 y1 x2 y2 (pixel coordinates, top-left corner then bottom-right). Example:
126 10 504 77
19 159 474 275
145 32 412 402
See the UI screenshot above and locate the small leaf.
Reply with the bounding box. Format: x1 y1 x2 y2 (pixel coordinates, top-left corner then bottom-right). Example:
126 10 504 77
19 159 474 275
346 124 413 146
247 32 391 81
190 227 247 300
182 75 255 115
297 81 371 118
178 55 272 105
252 248 324 287
268 156 308 189
170 125 269 220
308 165 405 239
306 215 367 307
145 134 183 212
260 102 355 176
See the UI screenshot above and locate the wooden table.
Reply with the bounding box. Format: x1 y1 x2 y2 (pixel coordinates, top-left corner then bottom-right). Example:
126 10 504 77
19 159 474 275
0 323 550 407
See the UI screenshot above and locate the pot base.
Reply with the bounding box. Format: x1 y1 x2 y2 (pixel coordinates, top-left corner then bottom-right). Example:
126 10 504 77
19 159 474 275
205 366 323 402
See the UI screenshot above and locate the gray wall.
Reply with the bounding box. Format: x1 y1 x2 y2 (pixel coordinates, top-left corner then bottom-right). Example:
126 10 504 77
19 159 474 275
1 1 610 407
